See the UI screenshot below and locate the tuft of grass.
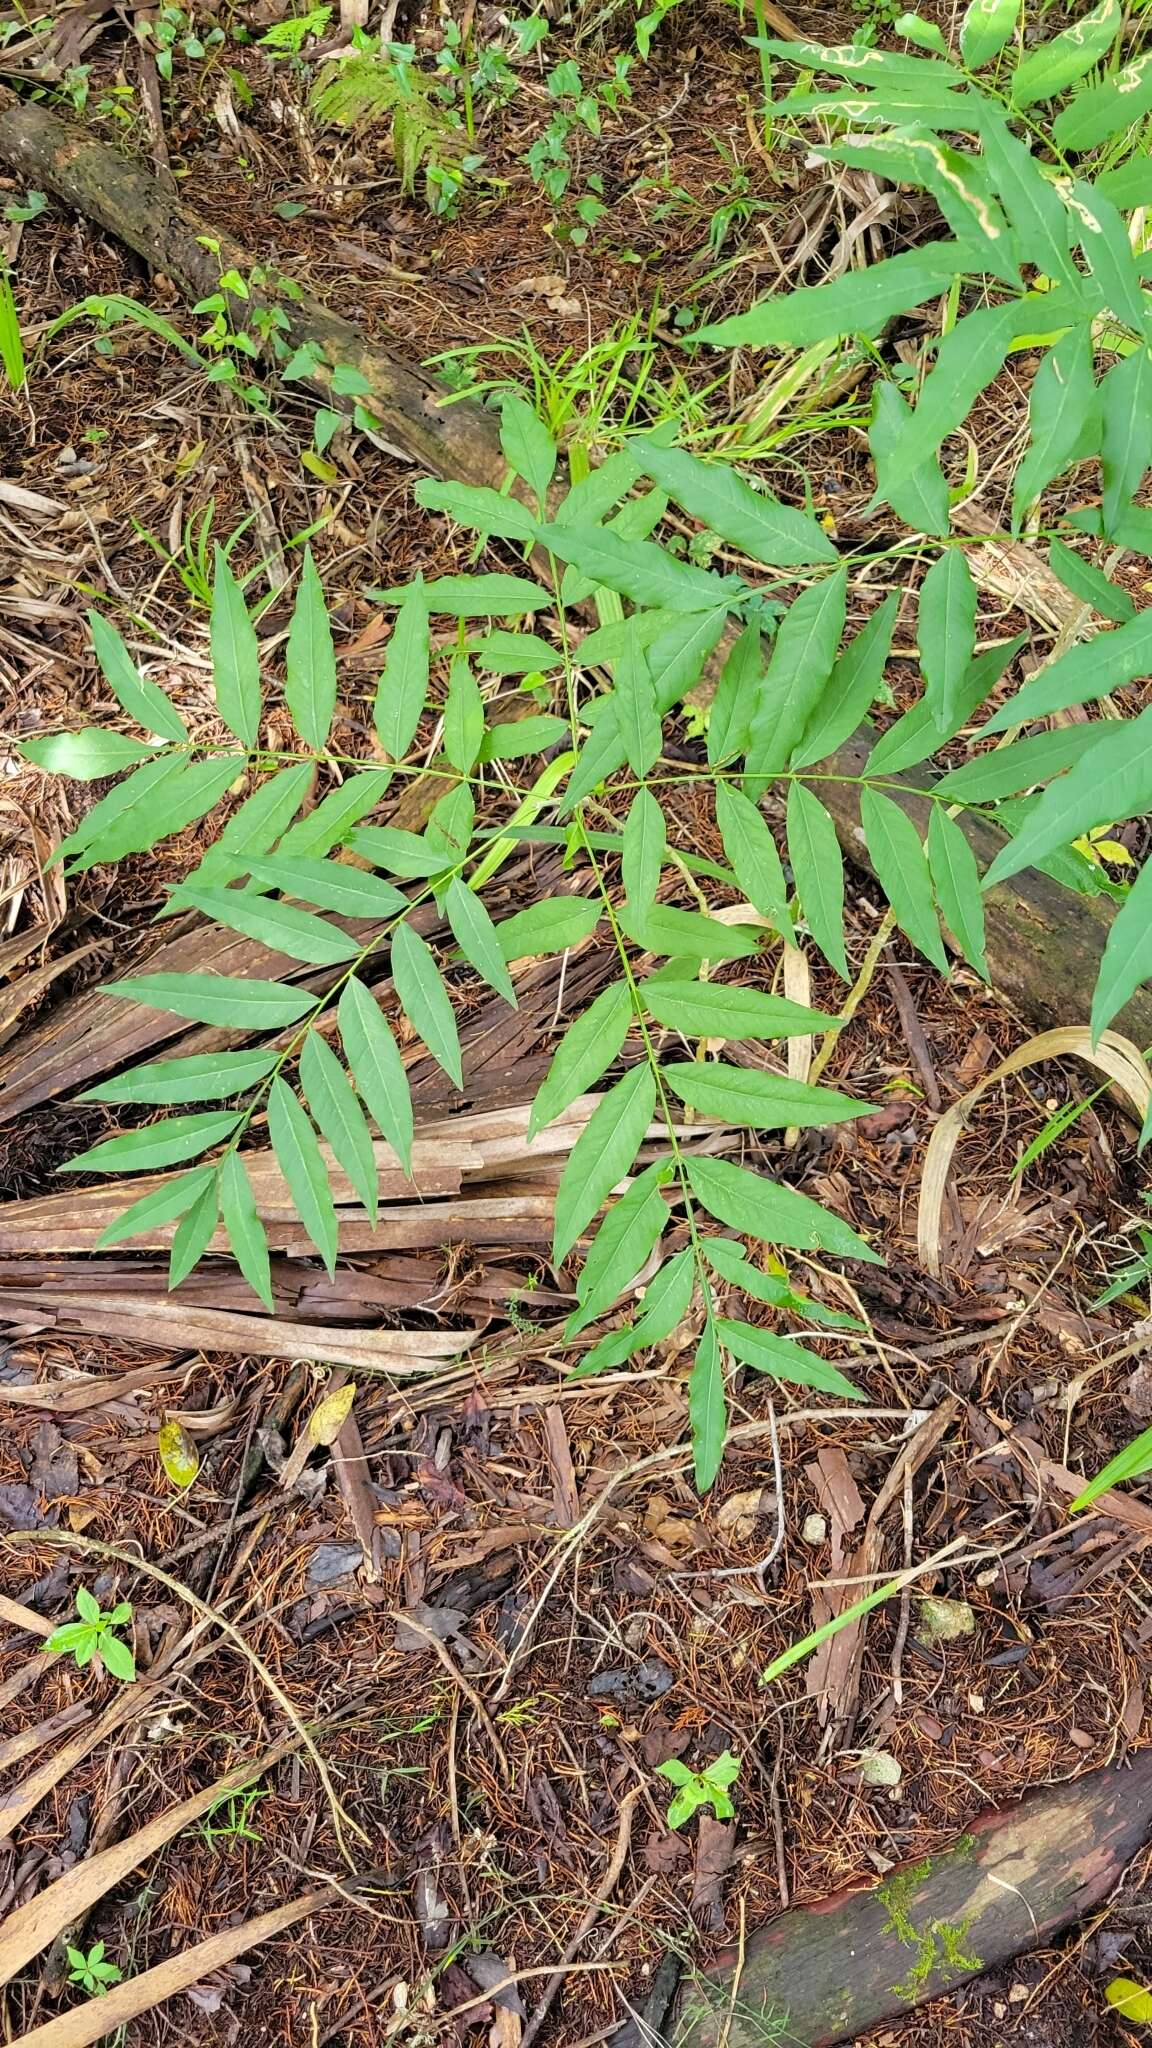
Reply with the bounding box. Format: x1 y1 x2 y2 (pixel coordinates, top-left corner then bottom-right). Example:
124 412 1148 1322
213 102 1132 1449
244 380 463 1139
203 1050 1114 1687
0 266 26 389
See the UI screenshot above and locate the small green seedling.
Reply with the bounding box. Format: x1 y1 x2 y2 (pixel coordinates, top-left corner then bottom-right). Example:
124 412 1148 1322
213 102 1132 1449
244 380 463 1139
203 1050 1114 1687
200 1785 267 1847
66 1941 123 1997
45 1589 136 1683
657 1749 741 1828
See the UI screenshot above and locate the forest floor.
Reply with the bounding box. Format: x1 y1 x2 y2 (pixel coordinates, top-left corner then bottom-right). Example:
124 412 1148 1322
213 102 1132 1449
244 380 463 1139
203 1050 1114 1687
2 0 1152 2044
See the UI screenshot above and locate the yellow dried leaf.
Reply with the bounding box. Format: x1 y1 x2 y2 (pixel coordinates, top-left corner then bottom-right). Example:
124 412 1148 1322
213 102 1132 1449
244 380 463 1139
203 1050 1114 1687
157 1422 200 1490
308 1381 356 1446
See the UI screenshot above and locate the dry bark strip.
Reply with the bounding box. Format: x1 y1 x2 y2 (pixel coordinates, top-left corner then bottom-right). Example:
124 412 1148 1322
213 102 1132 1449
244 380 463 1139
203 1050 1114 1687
1 90 1149 1064
678 1748 1152 2048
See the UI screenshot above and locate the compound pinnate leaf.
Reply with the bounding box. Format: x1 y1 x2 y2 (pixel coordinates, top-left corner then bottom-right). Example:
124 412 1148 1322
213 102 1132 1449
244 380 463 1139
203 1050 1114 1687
338 976 414 1174
220 1150 274 1311
267 1076 338 1274
284 545 337 751
299 1029 379 1222
391 921 463 1088
211 546 262 748
553 1064 657 1262
529 979 633 1140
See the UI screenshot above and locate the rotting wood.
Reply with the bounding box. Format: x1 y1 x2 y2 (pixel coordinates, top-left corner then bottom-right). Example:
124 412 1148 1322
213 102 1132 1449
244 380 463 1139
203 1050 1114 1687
1 88 1149 1077
677 1748 1152 2048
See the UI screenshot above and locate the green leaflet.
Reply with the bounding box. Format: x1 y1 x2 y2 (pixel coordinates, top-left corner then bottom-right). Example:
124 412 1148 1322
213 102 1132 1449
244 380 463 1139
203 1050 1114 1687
613 642 661 777
1070 1423 1152 1510
869 382 949 538
934 724 1109 801
371 572 552 614
1011 326 1099 531
689 1317 727 1492
708 620 763 766
1048 538 1134 626
299 1029 379 1222
183 886 360 967
529 980 633 1139
985 701 1152 886
22 731 157 780
63 1110 240 1176
80 1047 278 1105
686 1153 881 1262
982 118 1077 289
88 610 188 742
374 575 430 762
919 550 977 733
57 753 230 871
500 390 557 511
414 477 540 543
536 518 740 613
284 546 336 751
693 242 969 349
553 1064 657 1260
95 1165 217 1249
786 781 848 979
792 592 900 770
960 0 1019 69
873 299 1028 505
705 1237 864 1329
445 877 517 1004
568 1246 695 1378
623 903 760 962
760 35 963 81
337 975 414 1174
860 788 948 971
641 978 838 1040
1100 347 1152 535
219 1150 274 1312
927 805 988 978
875 634 1027 765
267 1076 338 1274
555 447 640 528
715 783 794 939
1010 0 1121 108
566 608 728 806
495 895 601 960
1055 51 1152 150
100 973 314 1028
982 612 1152 730
172 760 318 901
627 437 837 566
662 1063 871 1129
277 769 393 857
1067 179 1146 332
1094 156 1152 211
569 1169 668 1331
1091 852 1152 1040
444 653 485 773
471 631 564 676
391 922 463 1088
169 1178 220 1290
622 787 667 918
211 546 261 748
717 1318 862 1401
351 824 451 878
245 856 407 919
747 567 848 785
478 715 569 761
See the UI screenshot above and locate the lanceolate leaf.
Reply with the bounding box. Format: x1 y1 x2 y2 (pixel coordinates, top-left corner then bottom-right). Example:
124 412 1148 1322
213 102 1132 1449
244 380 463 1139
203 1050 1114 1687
869 382 949 538
1069 1422 1152 1511
183 886 360 966
1100 345 1152 535
299 1029 379 1221
500 390 557 510
663 1063 871 1128
693 242 968 349
100 973 314 1028
219 1150 274 1311
919 549 977 732
169 1178 220 1290
57 753 219 870
267 1076 338 1274
338 976 413 1174
874 635 1027 766
284 546 337 752
1011 325 1098 530
96 1165 216 1249
627 438 837 566
1092 857 1152 1040
982 611 1152 730
351 824 452 878
786 781 848 979
982 117 1077 287
63 1110 240 1176
245 856 406 919
569 1246 695 1377
718 1318 862 1400
875 300 1030 503
177 760 317 899
22 731 157 780
934 724 1107 801
371 573 551 614
374 576 429 761
81 1047 278 1105
553 1064 657 1260
960 0 1019 69
747 567 848 784
792 592 900 769
569 1170 668 1330
1067 179 1146 331
211 546 261 748
641 978 838 1041
860 788 948 971
529 979 633 1139
622 787 667 918
391 922 463 1087
88 611 189 743
985 701 1152 886
496 895 601 960
472 630 564 675
613 642 661 776
445 877 517 1004
927 804 988 977
444 652 485 773
1056 50 1152 150
623 903 760 961
686 1154 881 1262
1010 0 1121 108
716 783 794 938
1048 537 1134 626
536 519 739 614
277 768 393 856
414 477 540 543
689 1317 727 1492
708 620 762 766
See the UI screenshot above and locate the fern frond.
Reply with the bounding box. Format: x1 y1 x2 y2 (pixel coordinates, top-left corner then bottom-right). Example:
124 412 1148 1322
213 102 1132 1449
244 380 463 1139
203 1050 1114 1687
310 52 463 196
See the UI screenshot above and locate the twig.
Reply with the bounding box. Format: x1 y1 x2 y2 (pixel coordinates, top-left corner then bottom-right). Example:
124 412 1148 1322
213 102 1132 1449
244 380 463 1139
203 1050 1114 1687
884 950 942 1110
388 1610 511 1783
519 1785 643 2048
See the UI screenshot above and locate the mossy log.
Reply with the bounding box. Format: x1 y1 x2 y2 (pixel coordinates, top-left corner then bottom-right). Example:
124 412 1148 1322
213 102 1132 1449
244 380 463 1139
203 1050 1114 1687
2 92 1149 1050
677 1748 1152 2048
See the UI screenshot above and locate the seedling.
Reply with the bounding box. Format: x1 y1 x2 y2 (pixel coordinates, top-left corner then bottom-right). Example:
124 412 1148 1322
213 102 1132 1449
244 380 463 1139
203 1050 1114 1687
66 1942 123 1996
200 1785 268 1847
45 1590 136 1683
657 1750 741 1827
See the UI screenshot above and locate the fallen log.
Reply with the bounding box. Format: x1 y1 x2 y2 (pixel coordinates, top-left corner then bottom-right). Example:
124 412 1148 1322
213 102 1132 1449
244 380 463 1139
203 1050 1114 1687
2 91 1149 1053
677 1748 1152 2048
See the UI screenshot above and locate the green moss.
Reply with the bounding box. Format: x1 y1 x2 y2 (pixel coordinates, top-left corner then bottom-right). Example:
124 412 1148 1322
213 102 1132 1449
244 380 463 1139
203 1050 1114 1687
879 1857 982 2003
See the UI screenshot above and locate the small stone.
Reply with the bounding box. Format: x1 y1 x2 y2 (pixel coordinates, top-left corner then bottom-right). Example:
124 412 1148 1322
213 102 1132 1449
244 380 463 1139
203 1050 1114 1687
855 1750 903 1787
916 1595 976 1643
802 1512 828 1545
